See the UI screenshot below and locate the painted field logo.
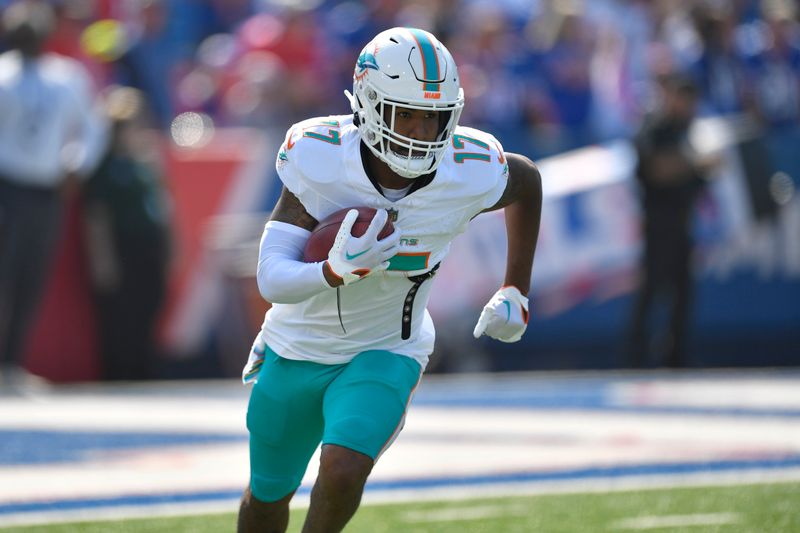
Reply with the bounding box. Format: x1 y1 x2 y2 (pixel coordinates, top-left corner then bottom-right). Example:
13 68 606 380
424 91 441 100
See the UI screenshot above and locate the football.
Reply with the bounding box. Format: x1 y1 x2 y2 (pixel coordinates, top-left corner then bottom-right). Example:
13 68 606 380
303 207 394 262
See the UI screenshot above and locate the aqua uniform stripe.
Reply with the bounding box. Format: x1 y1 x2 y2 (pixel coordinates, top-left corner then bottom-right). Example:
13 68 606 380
388 253 430 271
407 28 440 92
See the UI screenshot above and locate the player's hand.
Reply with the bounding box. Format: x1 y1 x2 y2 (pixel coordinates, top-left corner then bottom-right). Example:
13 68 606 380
242 335 267 385
473 285 530 343
326 209 400 286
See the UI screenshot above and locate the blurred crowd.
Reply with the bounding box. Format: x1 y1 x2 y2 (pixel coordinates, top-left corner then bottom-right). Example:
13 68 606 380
1 0 797 155
1 0 799 383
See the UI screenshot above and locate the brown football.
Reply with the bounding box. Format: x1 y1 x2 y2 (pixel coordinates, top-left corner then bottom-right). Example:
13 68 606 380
303 207 395 262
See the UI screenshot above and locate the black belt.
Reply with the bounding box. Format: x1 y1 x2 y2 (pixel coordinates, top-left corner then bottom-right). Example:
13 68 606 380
401 263 440 339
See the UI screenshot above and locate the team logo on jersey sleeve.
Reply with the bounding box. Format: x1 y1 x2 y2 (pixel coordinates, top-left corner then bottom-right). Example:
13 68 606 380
277 149 289 169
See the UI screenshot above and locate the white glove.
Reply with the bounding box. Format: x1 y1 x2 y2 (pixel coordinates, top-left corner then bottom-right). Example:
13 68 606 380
326 209 400 286
473 285 530 343
242 335 267 385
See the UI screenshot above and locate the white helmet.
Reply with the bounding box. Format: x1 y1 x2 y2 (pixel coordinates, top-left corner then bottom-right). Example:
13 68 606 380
347 27 465 179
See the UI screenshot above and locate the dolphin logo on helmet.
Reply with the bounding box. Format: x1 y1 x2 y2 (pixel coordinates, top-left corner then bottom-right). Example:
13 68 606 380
356 50 379 73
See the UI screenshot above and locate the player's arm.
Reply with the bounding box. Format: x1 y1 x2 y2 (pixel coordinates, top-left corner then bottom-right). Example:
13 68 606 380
474 152 542 342
269 186 319 230
258 187 399 300
270 187 398 287
256 187 330 303
484 152 542 292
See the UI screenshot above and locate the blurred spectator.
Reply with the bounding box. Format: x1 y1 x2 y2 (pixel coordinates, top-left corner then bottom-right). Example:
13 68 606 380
452 3 531 150
44 0 109 86
539 4 595 152
0 0 106 390
587 0 652 141
745 1 800 184
236 8 332 121
626 73 718 368
83 86 172 381
746 0 800 128
688 4 753 115
510 0 600 157
113 0 176 128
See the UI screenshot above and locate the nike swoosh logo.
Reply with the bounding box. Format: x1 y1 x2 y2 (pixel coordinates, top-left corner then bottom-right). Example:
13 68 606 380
502 301 511 322
345 248 371 260
286 130 296 150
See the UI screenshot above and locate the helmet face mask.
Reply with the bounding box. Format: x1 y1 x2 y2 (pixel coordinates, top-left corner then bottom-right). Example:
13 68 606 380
349 28 465 179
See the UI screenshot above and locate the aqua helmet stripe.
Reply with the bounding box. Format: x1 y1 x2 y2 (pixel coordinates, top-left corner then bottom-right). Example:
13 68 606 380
407 28 441 92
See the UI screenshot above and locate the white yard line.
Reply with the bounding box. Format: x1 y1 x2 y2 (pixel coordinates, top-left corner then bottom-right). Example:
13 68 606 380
614 512 740 529
402 503 530 523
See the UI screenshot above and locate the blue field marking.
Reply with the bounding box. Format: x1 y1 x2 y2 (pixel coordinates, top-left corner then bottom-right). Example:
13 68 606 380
412 375 800 417
414 379 610 409
365 456 800 490
0 430 245 466
414 398 800 418
0 489 246 515
2 456 799 516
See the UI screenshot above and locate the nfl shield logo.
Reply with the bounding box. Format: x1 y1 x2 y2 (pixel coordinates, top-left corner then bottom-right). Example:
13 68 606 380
386 208 398 222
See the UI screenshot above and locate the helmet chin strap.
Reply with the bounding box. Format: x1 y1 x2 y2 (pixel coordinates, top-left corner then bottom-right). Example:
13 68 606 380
344 89 361 126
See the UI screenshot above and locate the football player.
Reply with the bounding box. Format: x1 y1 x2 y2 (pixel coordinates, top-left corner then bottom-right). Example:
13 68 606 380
238 27 542 533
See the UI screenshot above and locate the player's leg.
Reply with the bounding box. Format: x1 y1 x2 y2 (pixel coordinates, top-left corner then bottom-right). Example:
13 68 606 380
302 350 422 532
239 347 342 533
666 241 693 368
627 266 657 368
0 184 61 377
238 485 294 533
627 222 668 368
301 444 374 533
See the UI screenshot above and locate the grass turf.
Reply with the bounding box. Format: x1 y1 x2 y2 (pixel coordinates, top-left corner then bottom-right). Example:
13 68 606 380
4 481 799 532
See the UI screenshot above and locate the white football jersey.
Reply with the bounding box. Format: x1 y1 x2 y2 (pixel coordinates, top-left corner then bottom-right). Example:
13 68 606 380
261 114 508 369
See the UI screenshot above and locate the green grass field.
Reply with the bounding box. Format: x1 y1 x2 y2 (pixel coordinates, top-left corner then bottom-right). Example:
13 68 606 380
5 482 799 533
